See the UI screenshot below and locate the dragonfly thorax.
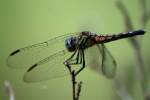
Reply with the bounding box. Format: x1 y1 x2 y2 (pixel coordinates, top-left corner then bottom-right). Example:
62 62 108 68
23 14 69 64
65 37 77 52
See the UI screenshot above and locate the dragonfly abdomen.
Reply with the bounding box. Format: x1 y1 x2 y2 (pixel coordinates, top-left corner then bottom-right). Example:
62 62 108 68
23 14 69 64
95 29 145 44
111 30 145 40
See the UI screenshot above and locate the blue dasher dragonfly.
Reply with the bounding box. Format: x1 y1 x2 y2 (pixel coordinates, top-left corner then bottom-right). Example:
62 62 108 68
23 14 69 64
7 30 145 82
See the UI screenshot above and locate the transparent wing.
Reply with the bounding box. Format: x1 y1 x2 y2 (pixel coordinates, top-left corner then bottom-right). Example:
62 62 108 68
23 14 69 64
85 44 117 78
23 50 73 82
7 32 78 69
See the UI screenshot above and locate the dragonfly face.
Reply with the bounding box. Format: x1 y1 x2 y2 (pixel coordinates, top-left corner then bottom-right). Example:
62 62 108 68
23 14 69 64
65 31 95 52
65 37 77 52
65 32 90 52
65 32 93 52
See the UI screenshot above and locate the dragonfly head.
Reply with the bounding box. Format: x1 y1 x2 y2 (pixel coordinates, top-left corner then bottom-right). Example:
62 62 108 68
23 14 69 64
65 37 76 52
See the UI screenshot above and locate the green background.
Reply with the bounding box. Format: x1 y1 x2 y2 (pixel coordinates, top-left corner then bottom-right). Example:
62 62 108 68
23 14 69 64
0 0 150 100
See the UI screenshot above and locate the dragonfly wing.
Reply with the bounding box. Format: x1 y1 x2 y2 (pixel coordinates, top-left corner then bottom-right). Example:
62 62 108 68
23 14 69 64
85 44 117 78
98 44 117 78
7 33 78 69
23 50 72 82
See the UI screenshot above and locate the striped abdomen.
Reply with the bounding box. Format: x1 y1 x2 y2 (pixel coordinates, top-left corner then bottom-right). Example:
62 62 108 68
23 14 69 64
95 30 145 44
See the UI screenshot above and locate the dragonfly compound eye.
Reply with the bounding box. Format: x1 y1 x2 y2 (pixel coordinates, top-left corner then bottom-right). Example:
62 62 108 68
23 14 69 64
65 37 76 52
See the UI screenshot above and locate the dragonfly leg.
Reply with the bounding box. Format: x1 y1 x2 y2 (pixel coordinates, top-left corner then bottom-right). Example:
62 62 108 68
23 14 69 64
67 50 77 61
64 50 83 76
76 51 80 64
73 34 92 74
73 36 90 76
64 50 82 67
67 51 80 64
64 35 89 76
74 50 85 76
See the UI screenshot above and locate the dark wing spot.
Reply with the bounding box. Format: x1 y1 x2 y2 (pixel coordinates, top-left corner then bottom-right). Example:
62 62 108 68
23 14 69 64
10 49 20 56
27 64 38 72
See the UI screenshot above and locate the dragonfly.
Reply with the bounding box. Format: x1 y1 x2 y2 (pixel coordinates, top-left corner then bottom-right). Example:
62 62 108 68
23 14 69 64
7 29 145 82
